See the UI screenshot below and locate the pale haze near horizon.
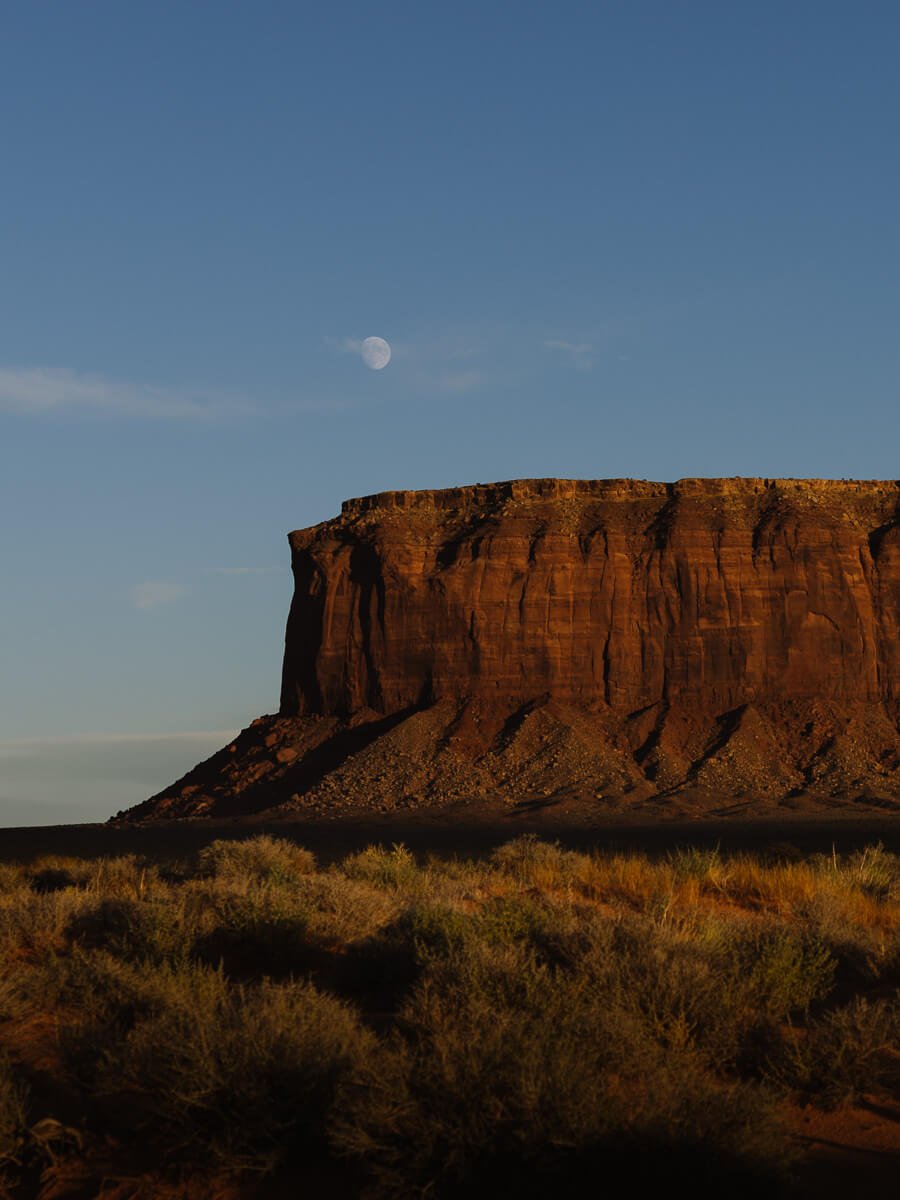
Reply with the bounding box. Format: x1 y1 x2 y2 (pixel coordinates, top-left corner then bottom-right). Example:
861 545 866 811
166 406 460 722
1 2 898 825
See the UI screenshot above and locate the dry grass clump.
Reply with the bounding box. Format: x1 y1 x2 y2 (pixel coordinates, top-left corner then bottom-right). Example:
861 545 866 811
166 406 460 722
0 835 896 1195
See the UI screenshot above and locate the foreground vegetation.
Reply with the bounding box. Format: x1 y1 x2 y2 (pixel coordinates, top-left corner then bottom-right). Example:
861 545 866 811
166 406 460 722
0 835 897 1197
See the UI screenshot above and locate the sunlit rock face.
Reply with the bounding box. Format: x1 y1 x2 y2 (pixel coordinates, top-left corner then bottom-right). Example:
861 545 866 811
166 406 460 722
282 477 899 716
124 478 899 822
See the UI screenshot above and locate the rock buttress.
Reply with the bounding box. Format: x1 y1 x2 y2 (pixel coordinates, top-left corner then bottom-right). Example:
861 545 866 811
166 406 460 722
122 477 900 821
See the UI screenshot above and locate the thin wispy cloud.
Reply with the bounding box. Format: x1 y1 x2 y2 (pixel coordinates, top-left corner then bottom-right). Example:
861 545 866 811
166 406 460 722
203 566 285 576
544 339 594 370
436 370 486 395
0 730 239 757
326 330 491 397
325 336 364 355
131 581 188 611
0 366 248 420
0 730 242 825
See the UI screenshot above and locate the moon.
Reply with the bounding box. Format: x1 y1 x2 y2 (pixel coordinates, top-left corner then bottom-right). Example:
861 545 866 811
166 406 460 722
361 336 391 370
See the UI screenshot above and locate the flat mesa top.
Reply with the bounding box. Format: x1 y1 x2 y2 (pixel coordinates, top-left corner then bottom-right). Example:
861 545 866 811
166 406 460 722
319 476 900 523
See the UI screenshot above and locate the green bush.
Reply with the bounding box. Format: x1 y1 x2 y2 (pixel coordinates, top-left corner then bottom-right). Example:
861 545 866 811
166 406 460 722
85 855 163 898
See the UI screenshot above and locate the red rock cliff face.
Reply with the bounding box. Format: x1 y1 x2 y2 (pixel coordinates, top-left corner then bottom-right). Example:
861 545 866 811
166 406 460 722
281 477 898 719
125 478 900 821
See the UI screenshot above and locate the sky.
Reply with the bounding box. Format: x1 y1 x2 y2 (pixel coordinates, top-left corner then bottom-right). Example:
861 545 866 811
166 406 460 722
1 2 898 825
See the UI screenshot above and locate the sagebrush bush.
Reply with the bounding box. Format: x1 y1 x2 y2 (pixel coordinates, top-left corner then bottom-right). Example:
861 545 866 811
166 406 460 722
0 866 23 897
774 996 900 1109
85 854 164 898
65 895 191 964
190 885 314 977
334 938 792 1198
48 951 373 1174
294 873 400 945
813 843 899 901
99 969 371 1173
0 1053 27 1187
26 855 95 892
0 836 895 1194
0 886 91 961
668 844 729 884
342 843 421 891
195 835 316 883
490 834 584 889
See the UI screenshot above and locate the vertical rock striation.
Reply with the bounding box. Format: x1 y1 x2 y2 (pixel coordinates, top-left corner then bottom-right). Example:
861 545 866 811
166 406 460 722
124 478 900 821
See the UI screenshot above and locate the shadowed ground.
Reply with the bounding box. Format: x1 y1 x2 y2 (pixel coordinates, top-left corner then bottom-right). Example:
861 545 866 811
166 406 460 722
2 813 899 865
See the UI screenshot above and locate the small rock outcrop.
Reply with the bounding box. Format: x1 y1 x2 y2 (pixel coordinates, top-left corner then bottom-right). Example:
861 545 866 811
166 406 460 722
122 478 900 821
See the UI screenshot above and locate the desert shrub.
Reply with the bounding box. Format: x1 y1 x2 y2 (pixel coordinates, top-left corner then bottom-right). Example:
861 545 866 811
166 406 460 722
801 886 900 983
85 855 164 899
194 836 316 884
541 914 834 1075
0 887 91 960
402 903 472 958
734 926 835 1017
490 835 584 890
577 917 749 1066
667 844 732 893
342 844 421 891
65 896 189 965
470 895 553 948
293 873 400 946
47 949 169 1050
334 938 791 1198
27 867 78 894
188 869 398 974
0 865 24 896
812 843 899 901
190 886 314 977
25 856 94 893
846 843 899 899
81 963 372 1174
0 1055 28 1187
774 997 900 1109
365 895 559 986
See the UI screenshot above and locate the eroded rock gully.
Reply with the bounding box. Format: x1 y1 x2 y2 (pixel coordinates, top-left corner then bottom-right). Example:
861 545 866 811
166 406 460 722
123 477 900 821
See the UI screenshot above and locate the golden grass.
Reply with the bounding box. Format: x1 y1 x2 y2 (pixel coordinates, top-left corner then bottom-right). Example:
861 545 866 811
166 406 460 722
0 834 896 1197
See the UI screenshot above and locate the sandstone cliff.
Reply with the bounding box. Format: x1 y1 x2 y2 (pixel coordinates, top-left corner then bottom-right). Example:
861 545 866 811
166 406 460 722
124 477 900 821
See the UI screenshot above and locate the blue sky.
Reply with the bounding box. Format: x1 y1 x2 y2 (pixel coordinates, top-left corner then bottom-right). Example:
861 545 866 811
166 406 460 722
2 2 898 824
